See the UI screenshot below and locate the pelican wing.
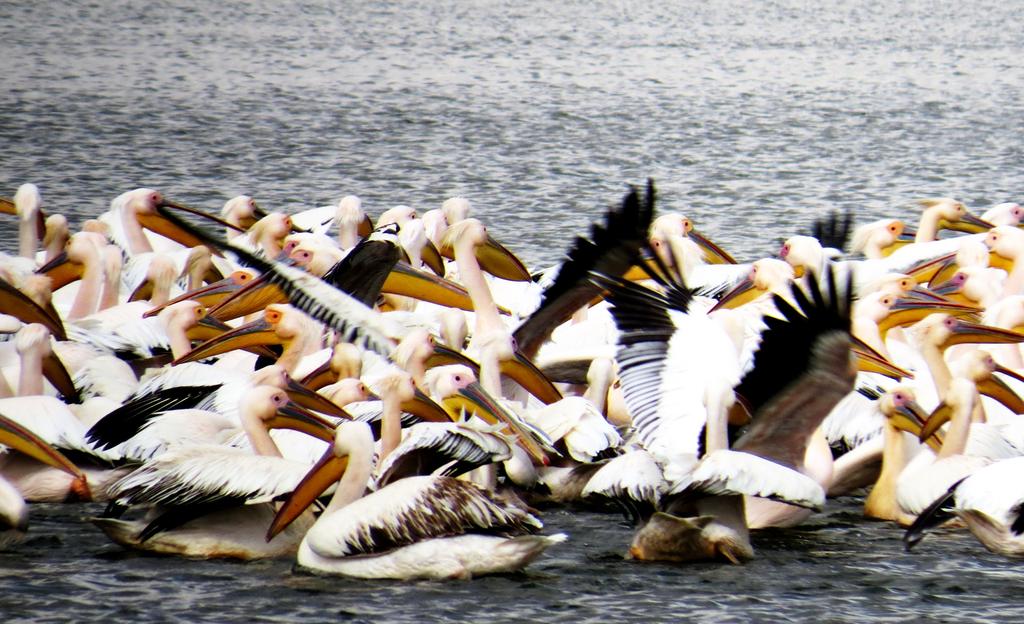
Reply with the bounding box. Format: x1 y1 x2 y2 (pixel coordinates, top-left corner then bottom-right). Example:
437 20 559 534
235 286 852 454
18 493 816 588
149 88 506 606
734 266 854 417
668 449 826 510
321 230 401 307
591 270 713 462
306 476 542 558
107 445 310 507
86 385 218 450
582 449 667 506
514 181 654 358
375 423 512 486
149 206 401 358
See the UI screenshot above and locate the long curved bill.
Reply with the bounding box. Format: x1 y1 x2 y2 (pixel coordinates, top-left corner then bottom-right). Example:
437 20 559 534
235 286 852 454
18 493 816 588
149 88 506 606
988 250 1014 273
850 337 913 380
977 371 1024 415
927 274 974 306
710 274 763 312
690 229 736 265
36 250 83 291
156 199 247 234
300 360 337 391
42 352 80 403
264 398 339 444
425 343 481 371
877 297 980 336
172 313 281 365
357 213 374 239
919 403 953 449
500 351 563 404
421 240 446 277
179 314 274 361
402 387 454 423
904 252 956 284
382 263 478 313
941 211 993 235
0 278 66 341
943 319 1024 348
144 271 258 318
207 274 287 322
267 445 348 540
0 414 85 480
443 381 551 465
441 235 531 282
136 203 233 252
925 259 962 289
889 399 942 452
284 377 352 421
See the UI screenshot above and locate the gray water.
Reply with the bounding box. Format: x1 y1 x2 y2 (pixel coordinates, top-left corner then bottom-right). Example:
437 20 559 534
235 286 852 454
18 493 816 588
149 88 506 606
2 0 1024 620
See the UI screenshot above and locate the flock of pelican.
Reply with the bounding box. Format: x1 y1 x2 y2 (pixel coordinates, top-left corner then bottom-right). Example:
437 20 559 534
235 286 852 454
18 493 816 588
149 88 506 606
2 180 1024 579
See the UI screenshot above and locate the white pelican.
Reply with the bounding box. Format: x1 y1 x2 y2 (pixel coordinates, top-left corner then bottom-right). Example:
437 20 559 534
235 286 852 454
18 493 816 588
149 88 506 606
92 385 334 559
267 420 565 579
0 413 85 547
592 259 856 562
905 455 1024 557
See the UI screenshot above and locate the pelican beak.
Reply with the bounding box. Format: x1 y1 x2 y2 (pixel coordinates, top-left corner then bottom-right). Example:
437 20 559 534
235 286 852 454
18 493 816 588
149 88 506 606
173 313 281 365
877 297 980 335
0 197 12 214
425 343 481 371
443 382 550 465
0 414 85 481
904 252 956 284
710 274 762 312
284 377 352 421
0 278 66 341
919 402 953 447
977 372 1024 415
144 271 256 318
500 351 564 404
459 235 531 282
357 213 374 239
401 387 454 423
852 345 913 380
128 279 154 303
300 360 336 391
207 274 287 322
36 250 83 290
689 229 736 265
179 315 279 360
381 263 485 313
267 445 348 540
926 259 961 289
622 263 652 281
944 319 1024 348
135 203 223 251
889 400 928 437
420 240 446 276
42 352 80 403
988 250 1014 273
928 274 970 303
942 211 993 234
156 199 246 234
264 398 338 444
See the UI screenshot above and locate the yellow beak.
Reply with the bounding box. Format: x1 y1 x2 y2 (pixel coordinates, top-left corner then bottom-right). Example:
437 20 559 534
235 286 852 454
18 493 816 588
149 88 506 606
266 446 348 540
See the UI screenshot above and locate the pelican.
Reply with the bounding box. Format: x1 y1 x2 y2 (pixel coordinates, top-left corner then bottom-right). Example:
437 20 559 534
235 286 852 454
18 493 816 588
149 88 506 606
92 385 335 559
267 420 565 579
905 455 1024 557
0 413 85 547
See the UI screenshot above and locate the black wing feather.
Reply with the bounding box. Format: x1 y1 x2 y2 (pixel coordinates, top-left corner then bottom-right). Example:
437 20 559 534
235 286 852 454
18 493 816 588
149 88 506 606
514 180 655 357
